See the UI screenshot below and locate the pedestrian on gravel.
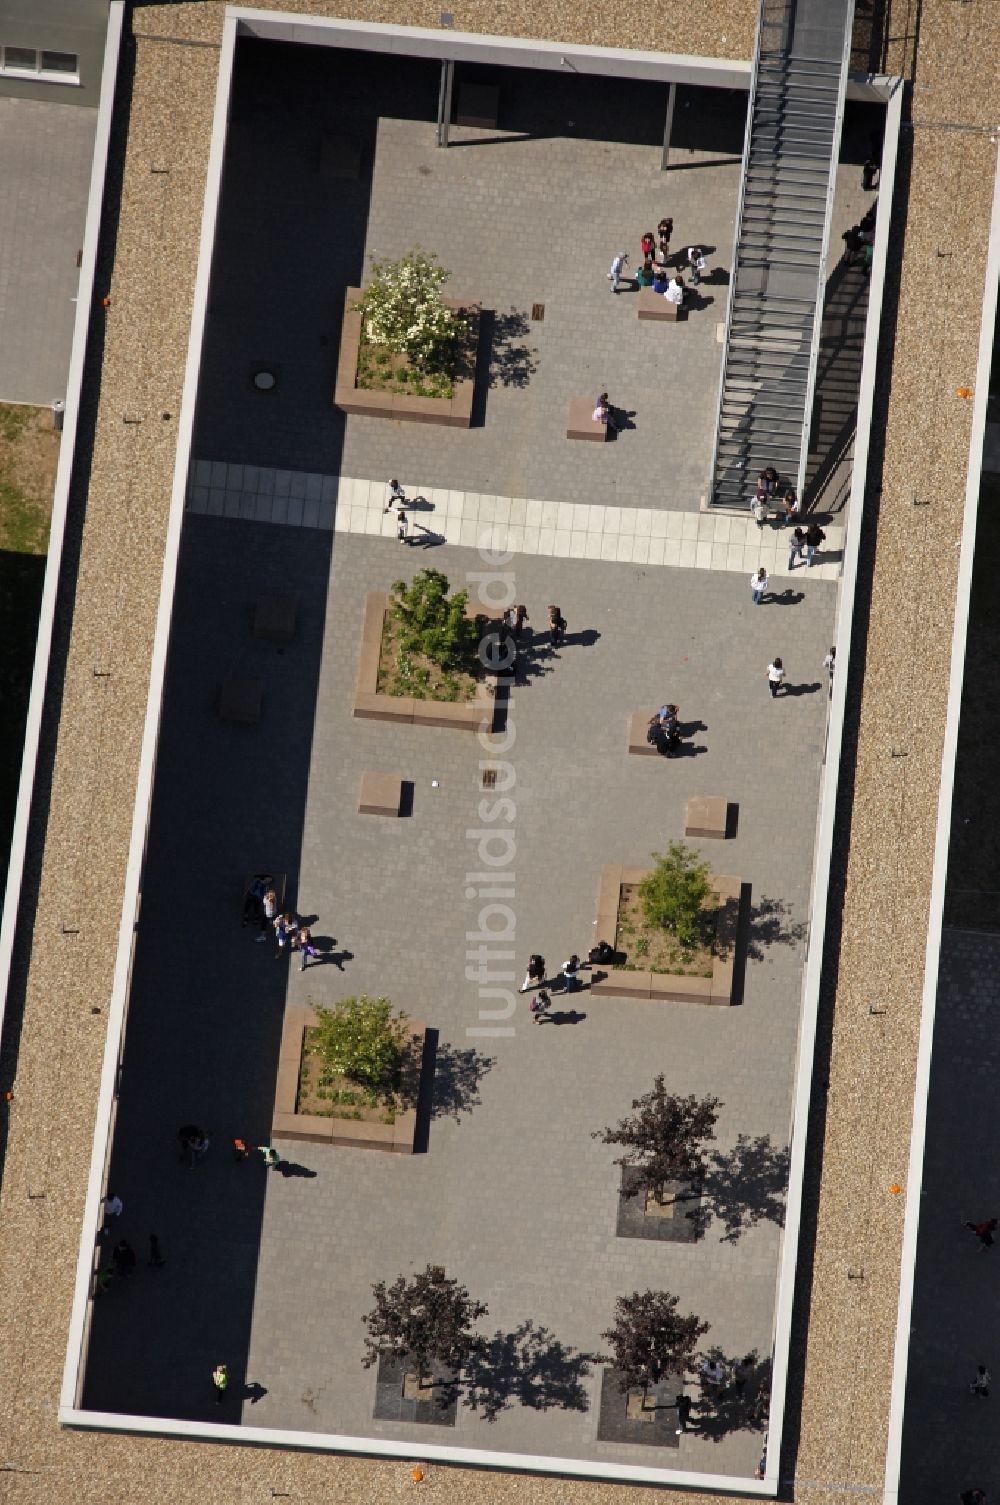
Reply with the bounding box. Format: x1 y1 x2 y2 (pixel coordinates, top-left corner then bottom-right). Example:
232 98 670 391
212 1363 228 1403
788 527 806 571
608 252 629 294
805 520 826 566
767 658 786 698
750 567 768 605
967 1218 998 1250
970 1364 991 1398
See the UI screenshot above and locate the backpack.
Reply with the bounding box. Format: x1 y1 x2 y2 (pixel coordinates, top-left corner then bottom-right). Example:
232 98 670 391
646 722 660 746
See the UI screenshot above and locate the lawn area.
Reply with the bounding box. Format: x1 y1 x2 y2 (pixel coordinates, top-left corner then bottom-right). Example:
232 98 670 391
0 403 57 894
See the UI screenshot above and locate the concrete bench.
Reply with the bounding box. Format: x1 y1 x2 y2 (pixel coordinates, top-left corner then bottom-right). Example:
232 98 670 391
637 288 679 321
628 710 661 756
567 396 607 443
456 82 499 128
359 771 404 817
685 795 731 839
254 594 298 644
218 677 262 724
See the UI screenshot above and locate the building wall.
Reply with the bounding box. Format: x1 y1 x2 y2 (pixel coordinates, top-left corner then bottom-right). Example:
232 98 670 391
0 0 109 108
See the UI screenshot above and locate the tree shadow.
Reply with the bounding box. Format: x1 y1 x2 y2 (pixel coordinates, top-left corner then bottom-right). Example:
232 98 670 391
745 895 807 962
693 1348 771 1441
429 1039 495 1121
486 307 539 389
462 1319 597 1422
704 1135 789 1243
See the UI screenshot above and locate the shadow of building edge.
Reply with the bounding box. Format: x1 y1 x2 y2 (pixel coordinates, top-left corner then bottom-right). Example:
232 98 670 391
0 32 137 1177
776 114 911 1500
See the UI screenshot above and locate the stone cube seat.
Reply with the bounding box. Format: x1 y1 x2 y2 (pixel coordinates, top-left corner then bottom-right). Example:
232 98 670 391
685 794 730 838
567 396 606 442
359 771 404 817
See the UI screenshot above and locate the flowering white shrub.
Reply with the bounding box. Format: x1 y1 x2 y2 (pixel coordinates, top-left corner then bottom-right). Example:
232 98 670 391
353 251 466 370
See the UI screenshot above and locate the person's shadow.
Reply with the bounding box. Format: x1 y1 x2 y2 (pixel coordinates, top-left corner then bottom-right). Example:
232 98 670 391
243 1381 268 1404
276 1159 317 1178
539 1009 587 1026
608 408 638 439
765 589 805 607
779 681 822 697
304 937 353 971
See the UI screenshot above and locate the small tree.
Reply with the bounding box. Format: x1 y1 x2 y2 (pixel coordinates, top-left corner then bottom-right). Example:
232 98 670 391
362 1265 488 1383
639 842 713 949
602 1290 709 1397
308 996 407 1095
391 568 478 672
594 1076 720 1202
353 250 467 372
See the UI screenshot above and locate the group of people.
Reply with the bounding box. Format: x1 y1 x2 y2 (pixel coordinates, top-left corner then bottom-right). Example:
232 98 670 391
646 703 683 757
519 951 589 1021
749 465 828 586
241 873 319 971
843 202 877 270
492 602 567 648
607 217 708 306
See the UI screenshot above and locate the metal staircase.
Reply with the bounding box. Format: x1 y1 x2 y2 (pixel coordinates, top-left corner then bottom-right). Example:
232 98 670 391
709 0 855 508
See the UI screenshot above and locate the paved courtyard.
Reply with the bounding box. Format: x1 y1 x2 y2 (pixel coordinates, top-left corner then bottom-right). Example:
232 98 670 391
192 38 874 518
83 512 836 1478
0 98 96 405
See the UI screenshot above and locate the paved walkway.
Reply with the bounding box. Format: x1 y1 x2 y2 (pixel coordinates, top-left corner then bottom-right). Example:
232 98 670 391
187 459 844 580
0 98 96 405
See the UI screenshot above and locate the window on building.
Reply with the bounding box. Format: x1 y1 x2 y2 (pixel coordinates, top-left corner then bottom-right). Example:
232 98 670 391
0 45 80 83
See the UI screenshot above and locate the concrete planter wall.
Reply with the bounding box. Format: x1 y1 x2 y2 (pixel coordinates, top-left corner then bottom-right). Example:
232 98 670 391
334 287 479 427
591 865 742 1006
273 1004 426 1153
353 590 498 732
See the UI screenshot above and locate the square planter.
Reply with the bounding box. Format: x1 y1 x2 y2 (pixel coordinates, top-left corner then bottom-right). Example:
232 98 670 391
615 1167 704 1242
591 864 743 1005
352 590 497 733
596 1369 681 1447
334 287 479 428
273 1004 426 1153
372 1353 458 1426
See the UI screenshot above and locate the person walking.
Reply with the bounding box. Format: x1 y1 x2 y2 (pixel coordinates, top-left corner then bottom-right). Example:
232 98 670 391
562 954 582 992
292 927 319 972
607 252 629 294
547 604 566 647
396 509 410 545
384 478 406 512
657 217 673 263
640 230 655 261
103 1191 123 1221
778 489 800 529
750 567 768 605
758 466 779 498
178 1124 202 1166
112 1240 136 1280
675 1393 693 1434
805 520 826 566
212 1363 229 1404
253 886 279 942
767 658 786 698
751 490 769 529
970 1364 991 1398
520 954 546 992
258 1145 282 1169
273 912 297 957
966 1217 998 1250
788 527 806 571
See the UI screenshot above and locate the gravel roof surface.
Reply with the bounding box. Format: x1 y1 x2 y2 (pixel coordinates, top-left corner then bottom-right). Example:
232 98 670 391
0 2 997 1502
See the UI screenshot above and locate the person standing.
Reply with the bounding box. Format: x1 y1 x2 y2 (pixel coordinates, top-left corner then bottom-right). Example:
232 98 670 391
665 276 685 306
384 478 406 513
970 1364 991 1398
607 252 629 293
686 246 707 285
657 217 673 263
254 886 278 942
529 988 552 1024
396 509 410 545
562 954 582 992
212 1363 228 1404
640 230 655 261
750 567 768 605
788 527 806 571
767 658 786 698
675 1393 693 1434
823 646 836 688
292 927 318 972
112 1240 136 1280
751 491 769 529
594 393 621 432
547 605 566 647
805 520 826 566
